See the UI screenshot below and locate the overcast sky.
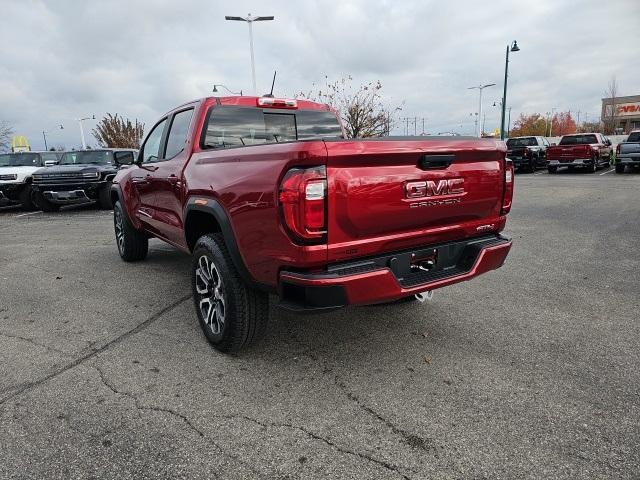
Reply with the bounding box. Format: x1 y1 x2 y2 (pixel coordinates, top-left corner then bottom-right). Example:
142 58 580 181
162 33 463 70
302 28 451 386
1 0 639 149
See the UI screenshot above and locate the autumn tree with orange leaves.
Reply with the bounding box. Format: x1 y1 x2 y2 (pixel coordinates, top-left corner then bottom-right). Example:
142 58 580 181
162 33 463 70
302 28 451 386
550 111 577 136
509 113 546 137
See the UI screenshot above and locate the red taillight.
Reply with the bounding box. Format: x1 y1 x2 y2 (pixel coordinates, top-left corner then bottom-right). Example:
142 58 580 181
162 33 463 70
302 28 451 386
279 166 327 242
501 159 514 215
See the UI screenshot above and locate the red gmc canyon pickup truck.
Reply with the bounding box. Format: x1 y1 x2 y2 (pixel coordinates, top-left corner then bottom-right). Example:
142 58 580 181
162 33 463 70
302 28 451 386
111 96 513 352
546 133 612 173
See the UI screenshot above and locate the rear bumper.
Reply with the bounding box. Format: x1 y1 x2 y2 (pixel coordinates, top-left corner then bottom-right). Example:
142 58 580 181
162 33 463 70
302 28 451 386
278 234 512 312
548 158 592 167
618 156 640 166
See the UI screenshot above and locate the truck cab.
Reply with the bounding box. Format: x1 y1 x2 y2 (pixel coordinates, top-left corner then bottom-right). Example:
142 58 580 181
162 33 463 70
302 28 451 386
0 151 62 209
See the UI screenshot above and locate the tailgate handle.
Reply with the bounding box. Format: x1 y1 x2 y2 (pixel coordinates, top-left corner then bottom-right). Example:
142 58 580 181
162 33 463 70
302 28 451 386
419 154 455 170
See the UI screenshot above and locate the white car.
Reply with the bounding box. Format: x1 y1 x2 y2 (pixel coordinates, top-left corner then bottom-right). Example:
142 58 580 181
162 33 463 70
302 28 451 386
0 151 62 209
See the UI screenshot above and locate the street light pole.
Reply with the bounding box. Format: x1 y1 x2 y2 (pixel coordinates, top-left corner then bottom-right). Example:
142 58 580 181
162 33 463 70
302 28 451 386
225 14 274 94
468 83 496 137
77 115 95 150
500 41 520 140
42 124 64 151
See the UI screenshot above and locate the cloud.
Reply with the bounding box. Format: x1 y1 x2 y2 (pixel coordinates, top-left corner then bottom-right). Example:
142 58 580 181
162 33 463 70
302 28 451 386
0 0 638 148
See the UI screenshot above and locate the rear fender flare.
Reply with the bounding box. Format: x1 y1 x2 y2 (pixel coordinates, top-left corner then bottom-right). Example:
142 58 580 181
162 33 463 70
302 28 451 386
184 197 272 292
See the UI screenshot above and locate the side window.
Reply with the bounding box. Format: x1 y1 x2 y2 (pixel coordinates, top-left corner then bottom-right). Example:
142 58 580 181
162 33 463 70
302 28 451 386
203 107 265 148
165 109 194 159
141 119 167 163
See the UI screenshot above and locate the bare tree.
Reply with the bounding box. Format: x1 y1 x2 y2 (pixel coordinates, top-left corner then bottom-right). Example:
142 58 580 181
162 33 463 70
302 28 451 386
0 120 13 152
299 76 402 138
92 113 145 149
603 76 619 135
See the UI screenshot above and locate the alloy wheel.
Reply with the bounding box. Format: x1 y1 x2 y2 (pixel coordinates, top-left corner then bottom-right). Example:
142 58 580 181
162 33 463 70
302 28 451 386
114 209 125 254
195 255 226 335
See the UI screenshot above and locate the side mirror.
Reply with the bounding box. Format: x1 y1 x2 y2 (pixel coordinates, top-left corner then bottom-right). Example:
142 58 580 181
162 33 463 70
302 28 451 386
114 151 135 166
44 160 58 167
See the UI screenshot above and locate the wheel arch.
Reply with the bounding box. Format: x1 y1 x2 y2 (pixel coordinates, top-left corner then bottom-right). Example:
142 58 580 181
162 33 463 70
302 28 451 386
184 197 272 292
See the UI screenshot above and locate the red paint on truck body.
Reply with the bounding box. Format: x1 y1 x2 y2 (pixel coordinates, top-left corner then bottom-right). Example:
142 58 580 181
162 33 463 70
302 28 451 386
114 96 513 306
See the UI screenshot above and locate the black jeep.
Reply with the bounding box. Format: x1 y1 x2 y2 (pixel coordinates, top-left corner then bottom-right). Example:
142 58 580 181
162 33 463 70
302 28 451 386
31 149 136 211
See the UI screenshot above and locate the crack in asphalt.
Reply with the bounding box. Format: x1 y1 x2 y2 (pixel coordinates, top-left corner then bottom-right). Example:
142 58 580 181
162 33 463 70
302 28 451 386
0 332 70 356
334 376 437 454
92 365 265 480
94 363 410 479
216 413 414 480
0 294 192 405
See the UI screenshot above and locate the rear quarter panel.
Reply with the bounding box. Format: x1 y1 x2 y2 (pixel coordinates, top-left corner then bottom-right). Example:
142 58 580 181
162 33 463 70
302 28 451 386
184 141 329 286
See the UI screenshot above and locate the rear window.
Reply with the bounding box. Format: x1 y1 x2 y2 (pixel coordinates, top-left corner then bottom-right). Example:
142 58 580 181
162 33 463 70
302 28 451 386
627 132 640 142
559 134 597 145
202 106 343 149
506 137 537 147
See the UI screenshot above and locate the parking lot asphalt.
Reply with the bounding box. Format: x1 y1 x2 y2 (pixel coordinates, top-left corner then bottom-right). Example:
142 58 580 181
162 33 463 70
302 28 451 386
1 169 639 479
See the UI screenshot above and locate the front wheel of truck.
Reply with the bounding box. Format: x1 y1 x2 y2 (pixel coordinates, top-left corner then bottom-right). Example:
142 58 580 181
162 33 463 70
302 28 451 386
98 182 113 209
114 201 148 261
192 233 269 353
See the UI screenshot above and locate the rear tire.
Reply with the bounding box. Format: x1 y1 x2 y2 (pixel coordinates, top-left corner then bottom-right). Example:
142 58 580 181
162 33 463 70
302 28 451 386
98 182 113 209
192 233 269 353
547 166 557 174
34 191 60 212
615 164 625 174
528 158 536 173
588 156 597 173
114 201 148 261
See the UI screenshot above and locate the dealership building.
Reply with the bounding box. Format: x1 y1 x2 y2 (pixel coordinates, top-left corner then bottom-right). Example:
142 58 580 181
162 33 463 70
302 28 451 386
601 94 640 133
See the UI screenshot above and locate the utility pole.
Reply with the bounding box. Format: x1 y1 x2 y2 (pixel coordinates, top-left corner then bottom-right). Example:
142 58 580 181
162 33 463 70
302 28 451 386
225 14 275 94
549 107 557 137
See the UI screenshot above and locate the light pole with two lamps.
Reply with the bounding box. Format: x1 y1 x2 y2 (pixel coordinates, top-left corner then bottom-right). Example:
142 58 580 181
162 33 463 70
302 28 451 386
468 83 495 137
77 115 95 150
225 14 274 94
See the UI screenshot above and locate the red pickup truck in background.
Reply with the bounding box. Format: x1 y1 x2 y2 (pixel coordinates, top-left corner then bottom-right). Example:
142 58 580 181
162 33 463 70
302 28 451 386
111 96 513 352
546 133 612 173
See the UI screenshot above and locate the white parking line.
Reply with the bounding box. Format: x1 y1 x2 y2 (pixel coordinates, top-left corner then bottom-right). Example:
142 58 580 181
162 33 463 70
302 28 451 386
600 168 614 176
14 211 43 218
533 171 547 175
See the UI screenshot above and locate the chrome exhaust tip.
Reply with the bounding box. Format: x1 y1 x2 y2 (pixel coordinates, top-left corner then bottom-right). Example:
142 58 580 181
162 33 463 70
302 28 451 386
415 291 434 303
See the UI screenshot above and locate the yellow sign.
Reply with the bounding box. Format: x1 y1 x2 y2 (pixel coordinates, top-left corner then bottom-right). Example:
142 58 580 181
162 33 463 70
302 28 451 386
11 136 30 152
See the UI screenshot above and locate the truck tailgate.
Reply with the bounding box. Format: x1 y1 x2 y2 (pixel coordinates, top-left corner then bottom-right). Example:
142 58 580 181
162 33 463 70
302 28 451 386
325 138 507 262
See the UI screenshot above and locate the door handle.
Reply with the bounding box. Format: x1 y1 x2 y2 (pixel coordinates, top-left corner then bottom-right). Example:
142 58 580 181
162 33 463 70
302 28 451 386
167 175 182 188
419 154 455 170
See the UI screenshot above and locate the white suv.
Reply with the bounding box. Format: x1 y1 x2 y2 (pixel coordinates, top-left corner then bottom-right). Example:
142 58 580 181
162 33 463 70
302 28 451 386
0 151 61 209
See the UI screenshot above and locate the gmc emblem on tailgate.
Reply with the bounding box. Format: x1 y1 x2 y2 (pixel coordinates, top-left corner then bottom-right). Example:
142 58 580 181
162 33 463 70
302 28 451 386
405 179 464 199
